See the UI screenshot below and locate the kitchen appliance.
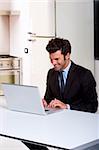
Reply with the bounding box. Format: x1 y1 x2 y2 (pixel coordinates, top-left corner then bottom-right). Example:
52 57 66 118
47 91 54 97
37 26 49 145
9 0 56 96
0 55 22 95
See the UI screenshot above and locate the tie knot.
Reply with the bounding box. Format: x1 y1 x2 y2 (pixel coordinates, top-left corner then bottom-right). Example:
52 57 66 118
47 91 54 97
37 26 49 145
59 70 64 75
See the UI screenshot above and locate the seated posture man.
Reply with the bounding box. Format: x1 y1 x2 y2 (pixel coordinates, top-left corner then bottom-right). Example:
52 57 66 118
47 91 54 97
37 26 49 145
43 38 98 113
24 38 98 150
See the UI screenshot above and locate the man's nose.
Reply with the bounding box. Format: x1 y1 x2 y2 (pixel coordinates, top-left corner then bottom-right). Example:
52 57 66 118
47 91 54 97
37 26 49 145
51 60 57 65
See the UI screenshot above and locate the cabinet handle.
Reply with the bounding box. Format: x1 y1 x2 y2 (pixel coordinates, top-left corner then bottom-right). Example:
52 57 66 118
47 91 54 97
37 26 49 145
28 32 36 35
31 35 55 38
28 32 55 38
28 39 36 42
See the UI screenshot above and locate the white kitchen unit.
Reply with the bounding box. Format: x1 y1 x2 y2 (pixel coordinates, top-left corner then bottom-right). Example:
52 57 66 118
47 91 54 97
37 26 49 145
56 0 94 74
26 38 52 96
10 0 55 96
28 0 55 36
26 0 55 96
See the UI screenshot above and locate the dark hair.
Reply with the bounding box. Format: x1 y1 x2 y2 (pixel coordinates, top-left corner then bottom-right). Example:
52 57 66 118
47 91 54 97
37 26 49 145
46 38 71 56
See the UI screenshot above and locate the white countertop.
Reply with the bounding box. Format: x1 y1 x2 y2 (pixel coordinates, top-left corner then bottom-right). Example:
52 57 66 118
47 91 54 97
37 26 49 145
0 106 99 149
0 96 99 149
0 96 7 107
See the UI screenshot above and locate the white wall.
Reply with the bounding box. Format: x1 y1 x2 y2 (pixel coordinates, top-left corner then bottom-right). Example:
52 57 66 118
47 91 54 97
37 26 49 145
56 0 94 74
56 0 99 106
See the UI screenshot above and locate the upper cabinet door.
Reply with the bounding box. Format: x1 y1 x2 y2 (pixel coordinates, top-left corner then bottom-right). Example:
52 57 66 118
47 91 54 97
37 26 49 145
28 0 55 36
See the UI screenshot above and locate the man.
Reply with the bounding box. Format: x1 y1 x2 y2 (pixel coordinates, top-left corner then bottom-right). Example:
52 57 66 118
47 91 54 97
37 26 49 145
43 38 98 113
23 38 98 150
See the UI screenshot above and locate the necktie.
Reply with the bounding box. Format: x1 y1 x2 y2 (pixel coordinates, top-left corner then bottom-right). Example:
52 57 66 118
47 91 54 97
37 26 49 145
59 71 64 94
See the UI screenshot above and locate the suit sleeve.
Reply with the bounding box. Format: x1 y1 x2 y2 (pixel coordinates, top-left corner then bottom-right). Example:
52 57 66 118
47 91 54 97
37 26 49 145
44 70 54 104
70 70 98 113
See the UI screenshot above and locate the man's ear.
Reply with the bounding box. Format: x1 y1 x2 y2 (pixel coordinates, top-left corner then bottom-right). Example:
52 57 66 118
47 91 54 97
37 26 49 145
65 52 70 60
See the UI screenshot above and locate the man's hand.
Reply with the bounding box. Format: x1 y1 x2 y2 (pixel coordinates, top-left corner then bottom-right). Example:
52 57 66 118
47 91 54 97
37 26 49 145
42 99 48 107
48 98 68 109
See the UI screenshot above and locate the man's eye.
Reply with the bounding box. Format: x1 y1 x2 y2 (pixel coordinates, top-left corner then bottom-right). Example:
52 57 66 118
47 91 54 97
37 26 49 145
55 58 58 60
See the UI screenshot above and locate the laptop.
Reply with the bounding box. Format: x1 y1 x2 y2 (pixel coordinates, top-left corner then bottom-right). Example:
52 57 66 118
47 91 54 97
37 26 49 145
2 83 62 115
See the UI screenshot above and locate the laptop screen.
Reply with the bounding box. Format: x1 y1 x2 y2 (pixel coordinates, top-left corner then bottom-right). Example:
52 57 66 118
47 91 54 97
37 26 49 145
2 83 46 115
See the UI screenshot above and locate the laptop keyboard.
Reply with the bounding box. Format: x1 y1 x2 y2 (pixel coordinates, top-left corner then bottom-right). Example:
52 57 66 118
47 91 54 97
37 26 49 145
45 107 60 112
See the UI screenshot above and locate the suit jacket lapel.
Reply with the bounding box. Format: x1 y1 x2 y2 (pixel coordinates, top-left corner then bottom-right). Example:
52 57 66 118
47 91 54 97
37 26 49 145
64 62 77 96
54 71 61 96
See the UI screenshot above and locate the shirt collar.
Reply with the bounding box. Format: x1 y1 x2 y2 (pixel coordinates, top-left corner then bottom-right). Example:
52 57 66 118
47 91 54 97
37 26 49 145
63 61 71 73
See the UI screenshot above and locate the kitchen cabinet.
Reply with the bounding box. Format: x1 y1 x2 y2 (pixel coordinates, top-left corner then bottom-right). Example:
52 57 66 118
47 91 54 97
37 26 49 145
27 0 55 96
23 38 52 96
10 0 55 96
28 0 55 36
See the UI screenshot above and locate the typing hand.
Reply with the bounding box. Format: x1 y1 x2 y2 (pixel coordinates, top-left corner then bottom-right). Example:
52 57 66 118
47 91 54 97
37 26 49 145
48 98 68 109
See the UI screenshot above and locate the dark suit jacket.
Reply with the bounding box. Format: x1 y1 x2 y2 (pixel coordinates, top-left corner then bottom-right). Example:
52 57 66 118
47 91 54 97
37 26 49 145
44 61 98 113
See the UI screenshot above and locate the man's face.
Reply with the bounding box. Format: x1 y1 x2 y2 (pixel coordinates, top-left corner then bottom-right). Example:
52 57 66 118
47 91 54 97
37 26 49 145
49 50 70 71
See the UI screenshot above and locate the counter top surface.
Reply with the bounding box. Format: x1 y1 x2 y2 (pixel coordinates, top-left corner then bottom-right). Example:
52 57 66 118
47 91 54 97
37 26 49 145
0 103 99 149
